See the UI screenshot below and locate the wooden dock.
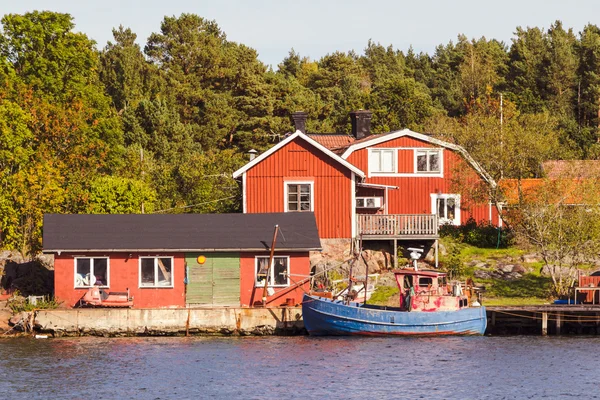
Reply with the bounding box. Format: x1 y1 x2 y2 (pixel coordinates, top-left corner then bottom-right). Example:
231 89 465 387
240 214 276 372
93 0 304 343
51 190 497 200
486 305 600 335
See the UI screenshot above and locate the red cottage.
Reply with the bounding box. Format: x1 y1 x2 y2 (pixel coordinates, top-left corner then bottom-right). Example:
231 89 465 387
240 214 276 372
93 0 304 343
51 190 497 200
233 111 499 263
43 213 321 308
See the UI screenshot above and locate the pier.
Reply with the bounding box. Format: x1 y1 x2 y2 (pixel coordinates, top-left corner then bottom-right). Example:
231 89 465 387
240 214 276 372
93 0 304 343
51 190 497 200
486 305 600 335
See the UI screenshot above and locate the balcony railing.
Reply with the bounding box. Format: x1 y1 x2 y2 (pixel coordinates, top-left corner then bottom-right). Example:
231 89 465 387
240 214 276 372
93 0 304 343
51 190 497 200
357 214 439 238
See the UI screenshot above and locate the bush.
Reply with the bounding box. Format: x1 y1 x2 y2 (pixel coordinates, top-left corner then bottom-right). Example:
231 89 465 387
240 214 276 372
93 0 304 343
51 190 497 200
7 292 61 313
439 218 514 248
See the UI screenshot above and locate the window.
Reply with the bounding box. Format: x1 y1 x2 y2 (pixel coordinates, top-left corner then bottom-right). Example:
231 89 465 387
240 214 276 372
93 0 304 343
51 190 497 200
285 182 313 212
431 194 461 225
255 256 289 287
139 257 173 288
369 149 396 174
416 149 441 173
418 277 433 286
75 257 109 288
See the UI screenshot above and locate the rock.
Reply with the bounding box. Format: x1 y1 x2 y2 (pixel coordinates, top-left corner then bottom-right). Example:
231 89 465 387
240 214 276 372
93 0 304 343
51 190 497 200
541 264 577 279
511 265 527 274
522 253 542 264
0 309 11 332
474 262 488 269
498 264 514 273
505 272 523 280
474 270 491 279
9 311 29 328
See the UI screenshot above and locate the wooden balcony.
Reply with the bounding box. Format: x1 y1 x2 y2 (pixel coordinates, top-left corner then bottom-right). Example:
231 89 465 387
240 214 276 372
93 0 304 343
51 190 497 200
357 214 439 239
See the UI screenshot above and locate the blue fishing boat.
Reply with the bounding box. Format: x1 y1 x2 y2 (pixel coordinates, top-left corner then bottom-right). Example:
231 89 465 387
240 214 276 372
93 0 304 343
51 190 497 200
302 269 486 336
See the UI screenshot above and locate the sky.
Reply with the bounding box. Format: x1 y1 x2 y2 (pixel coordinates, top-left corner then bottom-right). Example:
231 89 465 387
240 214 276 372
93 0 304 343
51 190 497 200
2 0 598 68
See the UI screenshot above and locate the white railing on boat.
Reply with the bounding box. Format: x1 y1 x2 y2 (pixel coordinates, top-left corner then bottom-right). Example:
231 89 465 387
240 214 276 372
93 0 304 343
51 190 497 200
357 214 439 237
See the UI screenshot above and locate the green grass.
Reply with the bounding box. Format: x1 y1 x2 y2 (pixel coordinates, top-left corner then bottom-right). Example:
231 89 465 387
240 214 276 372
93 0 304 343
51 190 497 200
369 286 399 305
482 297 550 306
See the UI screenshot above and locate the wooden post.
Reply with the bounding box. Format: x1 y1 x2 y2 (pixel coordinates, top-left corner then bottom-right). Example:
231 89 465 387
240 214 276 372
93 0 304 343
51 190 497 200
556 312 562 335
435 239 439 269
393 239 398 269
491 311 496 326
542 312 548 336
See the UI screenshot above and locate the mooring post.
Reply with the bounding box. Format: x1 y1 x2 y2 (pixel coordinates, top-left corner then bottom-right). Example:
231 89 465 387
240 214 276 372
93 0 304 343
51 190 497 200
542 312 548 336
556 312 561 336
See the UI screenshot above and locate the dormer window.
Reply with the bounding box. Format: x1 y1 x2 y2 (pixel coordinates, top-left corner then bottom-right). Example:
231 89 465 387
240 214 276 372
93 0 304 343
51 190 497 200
416 149 441 173
369 149 396 174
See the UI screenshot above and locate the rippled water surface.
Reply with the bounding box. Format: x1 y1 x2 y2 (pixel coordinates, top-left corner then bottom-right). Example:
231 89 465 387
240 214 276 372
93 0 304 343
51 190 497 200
1 335 600 399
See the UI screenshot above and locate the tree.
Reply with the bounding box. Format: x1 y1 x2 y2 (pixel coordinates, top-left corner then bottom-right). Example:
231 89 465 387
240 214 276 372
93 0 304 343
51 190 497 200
99 26 158 112
506 26 549 113
506 176 600 296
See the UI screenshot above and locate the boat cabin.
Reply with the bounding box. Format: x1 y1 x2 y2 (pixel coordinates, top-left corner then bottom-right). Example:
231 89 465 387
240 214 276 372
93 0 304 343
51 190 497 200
394 269 469 312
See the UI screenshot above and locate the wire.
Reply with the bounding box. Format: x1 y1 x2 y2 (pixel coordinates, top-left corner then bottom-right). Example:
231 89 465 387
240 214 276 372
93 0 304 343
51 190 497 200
152 195 237 214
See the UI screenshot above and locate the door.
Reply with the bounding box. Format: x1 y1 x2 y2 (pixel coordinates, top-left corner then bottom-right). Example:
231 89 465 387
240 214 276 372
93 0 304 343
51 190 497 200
185 253 240 306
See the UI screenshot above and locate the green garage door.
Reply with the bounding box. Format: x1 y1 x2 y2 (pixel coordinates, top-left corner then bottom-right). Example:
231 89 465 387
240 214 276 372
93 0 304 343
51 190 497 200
186 253 240 306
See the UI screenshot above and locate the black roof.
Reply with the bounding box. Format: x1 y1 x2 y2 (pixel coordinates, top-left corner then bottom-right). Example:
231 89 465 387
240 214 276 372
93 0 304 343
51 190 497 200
43 213 321 253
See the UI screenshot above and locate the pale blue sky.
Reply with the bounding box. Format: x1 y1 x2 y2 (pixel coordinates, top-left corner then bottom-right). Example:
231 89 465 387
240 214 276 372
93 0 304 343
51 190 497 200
3 0 598 68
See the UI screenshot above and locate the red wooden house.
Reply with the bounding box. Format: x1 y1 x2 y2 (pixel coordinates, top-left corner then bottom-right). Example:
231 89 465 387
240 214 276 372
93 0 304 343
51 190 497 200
233 111 500 264
43 213 321 308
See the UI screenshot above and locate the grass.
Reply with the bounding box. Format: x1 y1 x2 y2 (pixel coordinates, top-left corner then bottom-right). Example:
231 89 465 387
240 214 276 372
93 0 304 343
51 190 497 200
369 285 399 306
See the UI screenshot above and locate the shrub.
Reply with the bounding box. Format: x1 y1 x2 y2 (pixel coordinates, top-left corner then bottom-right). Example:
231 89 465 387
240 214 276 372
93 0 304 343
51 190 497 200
440 218 514 248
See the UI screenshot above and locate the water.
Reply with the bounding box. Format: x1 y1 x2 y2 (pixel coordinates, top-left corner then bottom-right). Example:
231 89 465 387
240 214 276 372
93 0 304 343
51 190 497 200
1 336 599 400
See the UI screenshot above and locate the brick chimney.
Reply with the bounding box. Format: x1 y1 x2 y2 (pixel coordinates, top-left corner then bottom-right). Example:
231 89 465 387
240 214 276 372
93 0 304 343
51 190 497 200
291 111 308 133
350 110 372 140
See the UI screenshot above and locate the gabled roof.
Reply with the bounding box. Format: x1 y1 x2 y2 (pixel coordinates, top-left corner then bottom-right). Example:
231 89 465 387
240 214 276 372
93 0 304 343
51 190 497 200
43 212 322 253
307 134 355 150
233 130 365 179
339 128 496 187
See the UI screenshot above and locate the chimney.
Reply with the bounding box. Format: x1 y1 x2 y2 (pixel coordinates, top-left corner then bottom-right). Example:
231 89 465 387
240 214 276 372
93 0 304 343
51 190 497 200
350 110 372 140
291 111 308 133
247 149 258 161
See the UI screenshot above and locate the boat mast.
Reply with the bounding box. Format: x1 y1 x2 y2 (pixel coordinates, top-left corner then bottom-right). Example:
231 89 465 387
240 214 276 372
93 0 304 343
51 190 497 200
261 225 279 306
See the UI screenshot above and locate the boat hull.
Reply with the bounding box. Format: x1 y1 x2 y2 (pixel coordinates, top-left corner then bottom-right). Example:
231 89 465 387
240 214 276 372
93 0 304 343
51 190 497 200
302 294 487 336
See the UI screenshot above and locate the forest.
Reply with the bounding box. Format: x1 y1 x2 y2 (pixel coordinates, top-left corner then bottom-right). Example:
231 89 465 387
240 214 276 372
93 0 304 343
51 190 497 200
1 11 600 255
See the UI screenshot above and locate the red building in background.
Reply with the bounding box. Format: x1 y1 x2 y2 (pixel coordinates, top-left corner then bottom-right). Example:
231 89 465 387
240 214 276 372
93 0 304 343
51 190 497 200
234 111 499 264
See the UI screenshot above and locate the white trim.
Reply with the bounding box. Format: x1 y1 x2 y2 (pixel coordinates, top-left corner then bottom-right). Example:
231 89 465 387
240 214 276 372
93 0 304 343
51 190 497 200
357 182 399 189
385 187 389 214
351 172 356 239
414 148 443 177
340 129 495 187
138 256 174 288
242 172 247 213
284 180 314 212
74 256 110 289
254 255 290 287
232 130 365 179
430 193 461 226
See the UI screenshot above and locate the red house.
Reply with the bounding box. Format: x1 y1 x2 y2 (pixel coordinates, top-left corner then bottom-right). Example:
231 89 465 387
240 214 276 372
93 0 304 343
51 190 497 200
43 213 321 308
233 111 499 264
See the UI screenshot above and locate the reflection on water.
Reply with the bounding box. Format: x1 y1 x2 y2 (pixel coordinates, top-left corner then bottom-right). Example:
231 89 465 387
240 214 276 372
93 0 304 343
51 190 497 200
1 336 600 399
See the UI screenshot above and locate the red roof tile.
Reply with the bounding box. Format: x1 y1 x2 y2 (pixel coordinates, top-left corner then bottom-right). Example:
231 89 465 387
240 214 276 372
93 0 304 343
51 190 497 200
308 134 355 150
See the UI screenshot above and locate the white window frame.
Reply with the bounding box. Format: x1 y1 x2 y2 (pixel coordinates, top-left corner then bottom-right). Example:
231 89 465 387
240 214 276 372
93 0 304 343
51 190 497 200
138 256 174 288
415 149 443 176
284 181 314 212
431 194 461 226
368 148 397 176
254 256 290 287
74 257 110 288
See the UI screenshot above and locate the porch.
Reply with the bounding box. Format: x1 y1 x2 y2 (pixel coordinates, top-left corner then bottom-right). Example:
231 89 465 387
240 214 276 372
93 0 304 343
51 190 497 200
357 214 439 240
